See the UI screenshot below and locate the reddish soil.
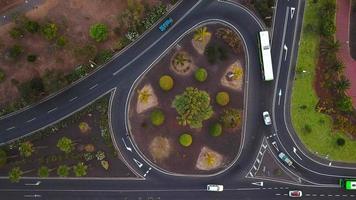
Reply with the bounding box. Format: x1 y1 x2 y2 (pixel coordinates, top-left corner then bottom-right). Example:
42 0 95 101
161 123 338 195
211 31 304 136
0 106 136 178
0 0 160 106
129 24 245 174
336 0 356 106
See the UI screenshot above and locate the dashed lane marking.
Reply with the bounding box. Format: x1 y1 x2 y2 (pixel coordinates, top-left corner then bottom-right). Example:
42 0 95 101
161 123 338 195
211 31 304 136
89 84 98 90
6 126 15 131
69 97 78 102
47 107 58 114
26 117 36 123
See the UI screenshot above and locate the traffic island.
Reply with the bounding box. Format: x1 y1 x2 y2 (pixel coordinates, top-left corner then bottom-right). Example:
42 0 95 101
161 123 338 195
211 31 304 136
128 23 246 175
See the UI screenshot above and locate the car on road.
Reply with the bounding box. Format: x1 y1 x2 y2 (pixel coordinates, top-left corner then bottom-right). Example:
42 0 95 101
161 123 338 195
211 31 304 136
207 184 224 192
262 111 272 125
278 152 293 166
288 190 302 197
339 179 356 190
159 17 173 32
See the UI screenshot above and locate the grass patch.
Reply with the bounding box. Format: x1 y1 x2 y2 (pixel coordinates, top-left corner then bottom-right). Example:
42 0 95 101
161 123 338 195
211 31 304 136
291 0 356 162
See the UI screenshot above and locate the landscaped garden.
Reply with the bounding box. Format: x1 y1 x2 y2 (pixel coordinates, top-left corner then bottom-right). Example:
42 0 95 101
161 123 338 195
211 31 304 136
128 24 246 174
0 95 136 183
291 0 356 162
0 0 171 116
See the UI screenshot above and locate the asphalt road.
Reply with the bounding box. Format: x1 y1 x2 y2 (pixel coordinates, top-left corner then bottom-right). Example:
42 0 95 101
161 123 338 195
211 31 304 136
0 0 356 199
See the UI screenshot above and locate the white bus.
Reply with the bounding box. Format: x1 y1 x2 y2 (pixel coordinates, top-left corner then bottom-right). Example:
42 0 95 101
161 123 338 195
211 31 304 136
258 31 274 81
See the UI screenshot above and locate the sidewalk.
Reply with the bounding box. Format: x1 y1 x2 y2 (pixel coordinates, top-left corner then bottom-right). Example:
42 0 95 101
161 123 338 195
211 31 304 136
336 0 356 106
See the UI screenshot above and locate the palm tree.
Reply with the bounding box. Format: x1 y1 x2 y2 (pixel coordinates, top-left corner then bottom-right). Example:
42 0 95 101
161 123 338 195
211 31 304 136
329 59 344 73
137 88 151 104
57 137 74 154
8 167 22 183
173 53 190 66
38 166 50 178
335 76 351 93
73 162 88 177
18 141 34 158
57 165 70 177
193 26 209 42
320 39 340 56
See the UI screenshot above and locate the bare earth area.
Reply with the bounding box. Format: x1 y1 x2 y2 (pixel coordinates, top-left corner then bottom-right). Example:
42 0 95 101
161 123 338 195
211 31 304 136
0 0 22 13
0 0 159 105
129 24 246 175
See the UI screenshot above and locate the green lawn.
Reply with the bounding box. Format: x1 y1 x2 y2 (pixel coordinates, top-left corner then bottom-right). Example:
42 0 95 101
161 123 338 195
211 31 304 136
291 0 356 162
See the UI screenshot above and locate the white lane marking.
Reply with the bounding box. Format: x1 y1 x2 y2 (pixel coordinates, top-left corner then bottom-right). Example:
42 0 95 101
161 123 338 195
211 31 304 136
47 107 58 114
26 117 36 123
319 194 325 196
305 194 310 196
275 193 281 196
328 194 333 197
89 84 98 90
6 126 15 131
133 158 143 168
69 97 78 102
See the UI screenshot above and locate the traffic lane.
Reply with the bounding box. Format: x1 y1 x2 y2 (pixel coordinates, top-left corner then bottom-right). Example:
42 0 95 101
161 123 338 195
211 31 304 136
0 0 201 140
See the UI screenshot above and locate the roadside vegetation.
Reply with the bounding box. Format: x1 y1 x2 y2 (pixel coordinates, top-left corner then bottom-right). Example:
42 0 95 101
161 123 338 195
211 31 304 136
0 95 135 183
291 0 356 162
0 0 172 117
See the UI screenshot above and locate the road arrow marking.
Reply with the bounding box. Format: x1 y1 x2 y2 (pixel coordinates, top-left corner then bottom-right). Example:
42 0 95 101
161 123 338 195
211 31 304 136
25 181 41 186
121 138 132 152
24 194 41 198
283 44 288 61
290 7 296 19
272 141 279 151
133 158 143 168
278 89 282 105
252 182 264 187
293 147 302 160
328 162 332 166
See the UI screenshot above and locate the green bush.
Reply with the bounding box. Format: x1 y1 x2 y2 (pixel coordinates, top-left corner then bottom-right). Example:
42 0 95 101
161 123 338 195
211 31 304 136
94 50 113 65
220 108 241 128
9 27 24 39
336 138 345 146
194 68 208 82
209 123 222 137
179 133 192 147
159 75 174 91
89 23 109 42
41 23 58 40
150 109 165 126
336 95 354 113
0 68 5 83
8 44 23 59
24 20 40 33
27 54 37 62
216 91 230 106
56 36 67 47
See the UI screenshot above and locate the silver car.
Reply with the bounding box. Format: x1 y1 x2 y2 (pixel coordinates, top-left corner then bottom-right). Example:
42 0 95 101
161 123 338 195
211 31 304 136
278 152 293 166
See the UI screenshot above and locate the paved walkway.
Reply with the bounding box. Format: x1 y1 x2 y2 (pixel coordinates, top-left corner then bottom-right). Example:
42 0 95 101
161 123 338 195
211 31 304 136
0 0 43 26
336 0 356 106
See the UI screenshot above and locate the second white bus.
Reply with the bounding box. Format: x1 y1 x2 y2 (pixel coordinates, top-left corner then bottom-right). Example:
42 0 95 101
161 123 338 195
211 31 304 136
258 31 274 81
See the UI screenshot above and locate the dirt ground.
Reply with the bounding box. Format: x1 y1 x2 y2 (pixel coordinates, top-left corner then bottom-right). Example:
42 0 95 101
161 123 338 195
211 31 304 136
0 110 136 178
129 24 245 175
0 0 159 105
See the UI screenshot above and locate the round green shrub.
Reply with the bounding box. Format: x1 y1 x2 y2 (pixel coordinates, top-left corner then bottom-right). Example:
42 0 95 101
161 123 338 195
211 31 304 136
209 123 222 137
336 138 345 146
150 109 165 126
179 133 192 147
194 68 208 82
159 75 174 91
0 149 7 167
216 91 230 106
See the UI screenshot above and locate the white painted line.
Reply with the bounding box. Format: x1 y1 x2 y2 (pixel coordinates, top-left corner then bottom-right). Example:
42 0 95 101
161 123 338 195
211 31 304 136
6 126 15 131
47 107 58 114
319 194 325 196
275 194 281 196
328 194 333 197
256 158 261 163
89 84 98 90
253 165 257 170
26 117 36 123
24 194 41 198
248 172 253 177
306 194 310 196
69 97 78 102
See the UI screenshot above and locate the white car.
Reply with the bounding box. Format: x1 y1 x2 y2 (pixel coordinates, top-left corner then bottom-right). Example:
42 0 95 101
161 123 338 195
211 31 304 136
207 184 224 192
289 190 302 197
263 111 272 125
278 152 293 166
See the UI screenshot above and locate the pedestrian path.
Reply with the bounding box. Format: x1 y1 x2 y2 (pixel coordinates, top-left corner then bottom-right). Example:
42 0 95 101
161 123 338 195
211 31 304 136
336 0 356 106
0 0 43 26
